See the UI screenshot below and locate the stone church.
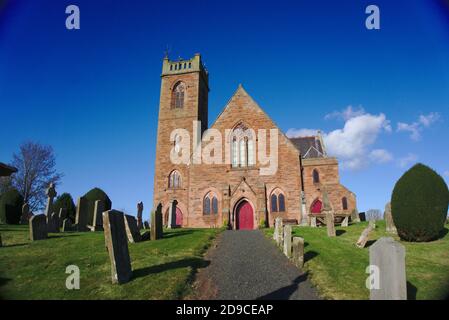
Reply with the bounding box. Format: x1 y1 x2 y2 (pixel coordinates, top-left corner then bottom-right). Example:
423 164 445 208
153 54 357 230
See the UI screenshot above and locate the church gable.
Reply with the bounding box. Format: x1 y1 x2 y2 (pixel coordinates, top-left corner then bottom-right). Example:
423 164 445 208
209 85 299 155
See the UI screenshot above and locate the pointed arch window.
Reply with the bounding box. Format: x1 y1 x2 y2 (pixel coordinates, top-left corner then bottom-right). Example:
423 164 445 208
270 189 286 213
168 170 181 188
172 82 185 109
342 197 348 210
231 122 255 168
203 192 219 215
313 169 320 184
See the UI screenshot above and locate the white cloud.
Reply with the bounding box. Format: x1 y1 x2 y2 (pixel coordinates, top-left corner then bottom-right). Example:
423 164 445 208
397 153 418 168
370 149 393 164
325 105 366 121
287 108 392 171
286 128 319 138
397 112 440 141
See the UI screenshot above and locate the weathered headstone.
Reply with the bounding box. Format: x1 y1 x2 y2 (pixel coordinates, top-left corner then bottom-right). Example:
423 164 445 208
341 216 349 227
322 188 336 237
20 203 31 224
137 202 143 230
92 200 104 231
141 231 151 241
103 210 132 284
292 236 305 268
356 222 375 248
62 218 73 232
359 212 366 222
283 224 292 257
369 237 407 300
44 183 57 221
124 214 141 243
48 212 60 233
274 217 283 247
151 203 163 240
58 208 67 227
384 202 397 234
351 208 361 223
143 221 150 230
310 216 317 227
29 214 48 241
167 200 178 229
75 196 89 232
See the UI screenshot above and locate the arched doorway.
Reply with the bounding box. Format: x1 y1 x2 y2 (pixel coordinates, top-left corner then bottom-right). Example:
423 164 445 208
311 199 322 214
175 207 183 226
236 200 254 230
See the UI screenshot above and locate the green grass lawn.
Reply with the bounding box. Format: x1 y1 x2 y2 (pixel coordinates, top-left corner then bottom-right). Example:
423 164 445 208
264 221 449 300
0 225 221 300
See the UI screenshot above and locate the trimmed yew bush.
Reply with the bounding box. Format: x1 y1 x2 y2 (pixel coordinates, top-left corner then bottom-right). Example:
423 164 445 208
391 163 449 242
83 188 112 224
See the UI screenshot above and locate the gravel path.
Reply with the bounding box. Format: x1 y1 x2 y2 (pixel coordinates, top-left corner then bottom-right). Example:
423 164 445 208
193 230 320 300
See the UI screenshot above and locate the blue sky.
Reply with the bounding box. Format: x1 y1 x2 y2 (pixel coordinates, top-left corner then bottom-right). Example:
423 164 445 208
1 0 449 219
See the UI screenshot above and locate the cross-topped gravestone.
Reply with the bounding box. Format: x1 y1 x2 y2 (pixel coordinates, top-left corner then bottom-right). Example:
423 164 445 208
103 210 132 284
29 214 48 241
137 202 143 230
91 200 104 231
292 237 305 268
75 196 89 231
274 217 283 247
369 237 407 300
124 214 141 243
322 189 336 237
283 224 292 257
20 203 31 224
45 183 57 220
151 203 163 240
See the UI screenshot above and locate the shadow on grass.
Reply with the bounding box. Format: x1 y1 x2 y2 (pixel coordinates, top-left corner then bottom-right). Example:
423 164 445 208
3 243 28 248
336 230 346 236
407 281 418 300
438 227 448 239
47 234 80 239
365 240 377 248
133 257 210 279
162 230 197 239
256 272 310 300
304 250 319 262
0 277 12 287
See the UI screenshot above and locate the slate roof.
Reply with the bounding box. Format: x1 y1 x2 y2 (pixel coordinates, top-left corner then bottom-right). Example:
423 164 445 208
289 136 325 159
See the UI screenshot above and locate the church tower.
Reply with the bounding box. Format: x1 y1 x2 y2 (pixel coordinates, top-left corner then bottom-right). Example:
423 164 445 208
153 54 209 225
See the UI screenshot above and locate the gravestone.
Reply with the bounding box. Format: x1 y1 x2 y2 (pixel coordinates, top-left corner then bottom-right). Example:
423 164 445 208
29 214 48 241
384 202 397 234
21 203 31 224
137 202 143 230
359 212 366 222
44 183 57 221
58 208 67 227
62 218 73 232
351 208 361 223
356 222 375 248
141 231 151 241
369 237 407 300
167 200 178 229
151 203 163 240
292 237 305 268
143 221 150 230
124 214 142 243
48 212 60 233
274 217 283 247
341 216 349 227
92 200 104 231
75 196 89 231
283 224 292 257
310 216 317 228
103 210 132 284
322 188 336 237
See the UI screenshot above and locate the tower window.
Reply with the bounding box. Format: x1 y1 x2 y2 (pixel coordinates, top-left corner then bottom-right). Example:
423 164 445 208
342 197 348 210
168 170 181 188
313 169 320 184
172 82 185 109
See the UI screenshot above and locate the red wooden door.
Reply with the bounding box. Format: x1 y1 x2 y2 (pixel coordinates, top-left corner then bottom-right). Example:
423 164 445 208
237 201 253 230
175 207 183 226
311 200 322 214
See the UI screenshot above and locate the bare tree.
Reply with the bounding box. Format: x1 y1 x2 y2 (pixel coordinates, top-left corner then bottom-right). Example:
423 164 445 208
366 209 382 221
10 142 63 211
